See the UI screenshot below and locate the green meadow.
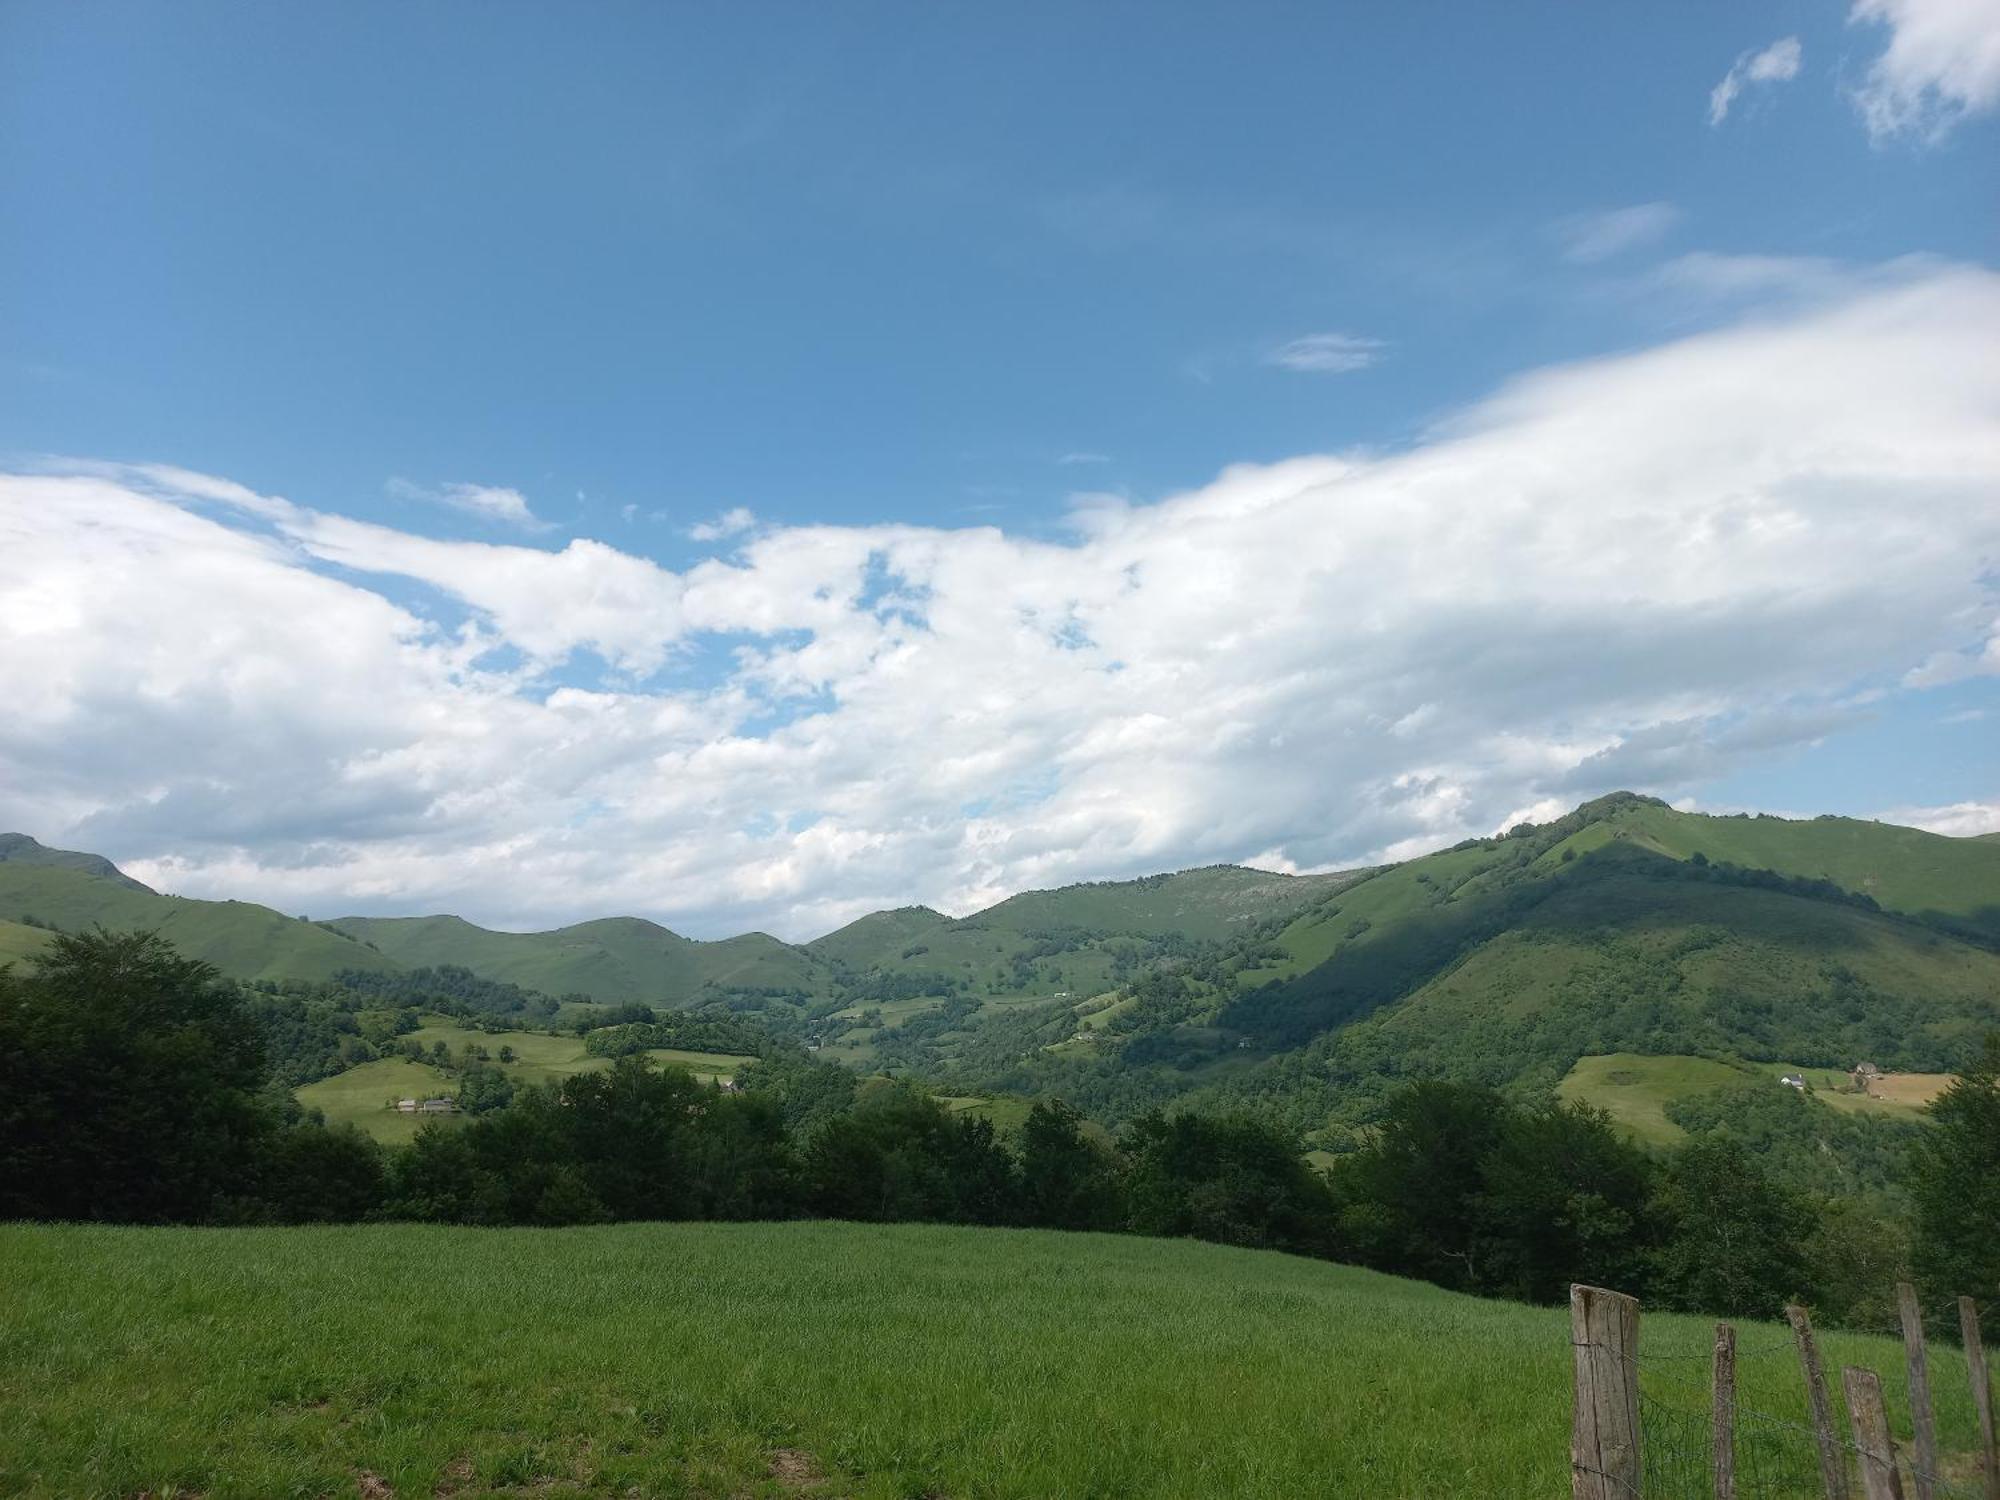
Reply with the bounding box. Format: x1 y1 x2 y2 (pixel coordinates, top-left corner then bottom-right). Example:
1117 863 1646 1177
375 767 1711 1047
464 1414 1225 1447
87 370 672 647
0 1221 1985 1500
296 1024 755 1141
295 1058 459 1145
1558 1052 1955 1145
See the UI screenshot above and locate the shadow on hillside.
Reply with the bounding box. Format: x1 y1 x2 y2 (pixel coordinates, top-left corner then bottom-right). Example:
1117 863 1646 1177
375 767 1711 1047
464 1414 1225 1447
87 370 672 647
1218 844 1900 1050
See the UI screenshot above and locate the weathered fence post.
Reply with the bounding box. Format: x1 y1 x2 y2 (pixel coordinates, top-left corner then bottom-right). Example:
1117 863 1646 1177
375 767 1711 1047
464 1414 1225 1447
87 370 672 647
1713 1321 1737 1500
1964 1296 1999 1500
1572 1284 1642 1500
1897 1282 1939 1500
1844 1366 1906 1500
1790 1303 1853 1500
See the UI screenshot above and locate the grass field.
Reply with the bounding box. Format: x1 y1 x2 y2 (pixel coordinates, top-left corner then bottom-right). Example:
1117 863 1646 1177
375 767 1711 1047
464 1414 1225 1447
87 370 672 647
1558 1053 1955 1144
303 1026 756 1142
0 917 54 966
295 1058 458 1145
0 1221 1985 1500
1557 1053 1758 1144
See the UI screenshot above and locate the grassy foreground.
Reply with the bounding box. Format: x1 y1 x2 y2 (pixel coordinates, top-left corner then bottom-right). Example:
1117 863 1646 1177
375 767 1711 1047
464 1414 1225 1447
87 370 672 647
0 1222 1981 1500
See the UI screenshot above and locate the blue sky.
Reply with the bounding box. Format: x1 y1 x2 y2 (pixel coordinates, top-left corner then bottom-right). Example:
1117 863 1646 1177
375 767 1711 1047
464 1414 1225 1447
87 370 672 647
1 2 1996 934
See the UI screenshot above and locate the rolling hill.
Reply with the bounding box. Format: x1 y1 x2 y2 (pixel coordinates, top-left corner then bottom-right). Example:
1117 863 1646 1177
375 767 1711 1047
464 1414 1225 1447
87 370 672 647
0 838 397 985
5 794 1997 1146
0 832 1349 1010
885 794 2000 1137
322 912 821 1004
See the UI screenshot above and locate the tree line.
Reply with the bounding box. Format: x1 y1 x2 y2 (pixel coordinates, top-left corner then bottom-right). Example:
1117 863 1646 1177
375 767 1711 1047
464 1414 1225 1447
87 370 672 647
2 931 1993 1328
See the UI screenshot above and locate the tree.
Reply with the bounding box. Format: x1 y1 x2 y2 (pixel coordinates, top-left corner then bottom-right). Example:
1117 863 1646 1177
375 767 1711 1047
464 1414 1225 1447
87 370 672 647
0 930 275 1222
1122 1110 1336 1255
1326 1081 1506 1288
802 1084 1018 1225
1909 1033 2000 1311
1651 1135 1811 1318
1020 1099 1124 1231
1475 1100 1652 1304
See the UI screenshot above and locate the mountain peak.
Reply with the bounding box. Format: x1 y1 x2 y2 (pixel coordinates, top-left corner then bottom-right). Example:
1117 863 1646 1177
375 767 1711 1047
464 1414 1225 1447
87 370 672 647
0 833 152 892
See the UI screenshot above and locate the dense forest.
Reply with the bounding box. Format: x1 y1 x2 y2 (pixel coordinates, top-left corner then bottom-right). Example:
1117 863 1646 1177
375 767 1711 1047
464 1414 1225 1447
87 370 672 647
3 929 1995 1329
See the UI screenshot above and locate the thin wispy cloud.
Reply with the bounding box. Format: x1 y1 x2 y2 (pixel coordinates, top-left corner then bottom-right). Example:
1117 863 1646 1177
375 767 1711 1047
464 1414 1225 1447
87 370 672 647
1058 452 1112 466
1709 36 1803 125
1851 0 2000 143
1264 332 1384 375
386 477 542 528
687 506 757 542
1556 203 1681 264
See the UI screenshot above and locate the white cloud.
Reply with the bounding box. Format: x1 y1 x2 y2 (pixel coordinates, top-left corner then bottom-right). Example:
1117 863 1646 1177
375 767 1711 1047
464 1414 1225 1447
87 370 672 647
1556 203 1681 264
1058 452 1111 466
1264 333 1384 374
386 477 542 527
687 506 758 542
1851 0 2000 141
3 262 1998 939
1875 799 2000 837
1709 36 1804 125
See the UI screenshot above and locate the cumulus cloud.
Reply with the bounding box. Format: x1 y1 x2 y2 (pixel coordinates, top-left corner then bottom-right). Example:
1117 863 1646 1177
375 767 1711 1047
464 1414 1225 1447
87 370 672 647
1709 36 1804 125
3 262 1998 939
1556 203 1681 264
687 506 758 542
1874 800 2000 837
1851 0 2000 141
386 477 542 527
1264 333 1384 374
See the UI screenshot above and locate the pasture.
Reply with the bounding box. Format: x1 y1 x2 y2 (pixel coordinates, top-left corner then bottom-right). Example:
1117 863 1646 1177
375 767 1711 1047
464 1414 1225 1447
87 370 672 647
298 1024 756 1142
295 1057 458 1145
1558 1052 1952 1144
0 1221 1984 1499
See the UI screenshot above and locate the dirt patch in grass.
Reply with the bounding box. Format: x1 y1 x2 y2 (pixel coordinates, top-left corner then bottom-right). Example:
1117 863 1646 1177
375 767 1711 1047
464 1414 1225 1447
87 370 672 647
768 1449 826 1491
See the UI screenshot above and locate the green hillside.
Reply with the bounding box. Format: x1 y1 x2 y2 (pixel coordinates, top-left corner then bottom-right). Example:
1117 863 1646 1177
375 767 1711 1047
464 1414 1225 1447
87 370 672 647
324 912 820 1005
8 797 1997 1151
1557 1052 1953 1146
1547 801 2000 943
0 919 54 967
0 851 397 985
883 795 2000 1139
0 831 149 890
3 1219 1981 1499
973 863 1362 941
804 904 953 968
296 1023 756 1141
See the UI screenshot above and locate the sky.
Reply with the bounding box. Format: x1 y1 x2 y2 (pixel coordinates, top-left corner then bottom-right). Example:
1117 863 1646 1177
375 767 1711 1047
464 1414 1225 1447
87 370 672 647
1 1 1997 939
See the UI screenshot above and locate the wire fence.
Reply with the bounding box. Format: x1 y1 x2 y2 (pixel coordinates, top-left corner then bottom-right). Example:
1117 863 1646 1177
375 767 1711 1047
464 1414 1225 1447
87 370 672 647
1570 1284 1997 1500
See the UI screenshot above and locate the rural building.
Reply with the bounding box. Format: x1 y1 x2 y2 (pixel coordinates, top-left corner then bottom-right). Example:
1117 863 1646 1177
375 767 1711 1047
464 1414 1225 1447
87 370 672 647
1850 1061 1882 1092
418 1098 456 1114
1779 1074 1806 1090
396 1098 417 1112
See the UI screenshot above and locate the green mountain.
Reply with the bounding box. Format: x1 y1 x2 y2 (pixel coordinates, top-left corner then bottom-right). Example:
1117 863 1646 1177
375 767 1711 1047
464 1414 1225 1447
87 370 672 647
0 839 397 985
7 796 1997 1144
936 794 2000 1136
804 906 954 969
0 833 1346 1010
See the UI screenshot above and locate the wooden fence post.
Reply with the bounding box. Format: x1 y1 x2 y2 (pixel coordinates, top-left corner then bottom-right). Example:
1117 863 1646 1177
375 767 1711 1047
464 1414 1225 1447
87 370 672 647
1964 1297 1999 1500
1713 1321 1737 1500
1572 1284 1642 1500
1843 1366 1906 1500
1897 1282 1939 1500
1790 1303 1852 1500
